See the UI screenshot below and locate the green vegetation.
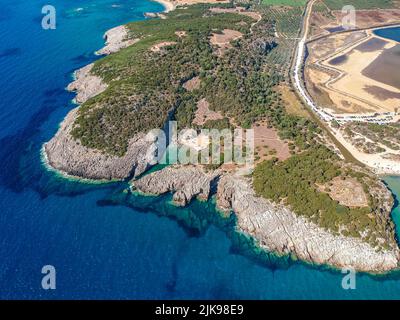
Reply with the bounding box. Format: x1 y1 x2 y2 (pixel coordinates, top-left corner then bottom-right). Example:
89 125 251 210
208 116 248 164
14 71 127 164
256 5 304 81
261 0 307 6
344 123 400 153
71 2 309 155
253 146 395 248
72 3 306 155
68 2 396 248
323 0 394 10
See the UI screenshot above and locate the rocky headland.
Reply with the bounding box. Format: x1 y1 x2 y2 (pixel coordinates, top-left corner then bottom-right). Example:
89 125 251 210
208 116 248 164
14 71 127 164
67 64 107 104
132 165 400 273
44 24 155 180
133 165 220 206
95 25 139 56
44 5 400 274
44 108 155 180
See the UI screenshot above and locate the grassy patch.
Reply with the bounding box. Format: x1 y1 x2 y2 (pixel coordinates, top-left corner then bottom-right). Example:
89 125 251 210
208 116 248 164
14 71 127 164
261 0 307 6
323 0 395 10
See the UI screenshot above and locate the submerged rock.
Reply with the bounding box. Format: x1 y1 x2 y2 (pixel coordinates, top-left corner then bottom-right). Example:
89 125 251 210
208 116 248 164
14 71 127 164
133 165 220 206
218 174 400 273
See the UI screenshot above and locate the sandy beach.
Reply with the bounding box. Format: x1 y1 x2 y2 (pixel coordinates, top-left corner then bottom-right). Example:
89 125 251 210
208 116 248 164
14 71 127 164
331 127 400 175
152 0 175 12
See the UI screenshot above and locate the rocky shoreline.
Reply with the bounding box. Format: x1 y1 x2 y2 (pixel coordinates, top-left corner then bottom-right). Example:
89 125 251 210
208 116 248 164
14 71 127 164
67 64 107 104
95 25 139 56
44 108 155 180
132 165 400 273
43 11 400 273
44 23 155 180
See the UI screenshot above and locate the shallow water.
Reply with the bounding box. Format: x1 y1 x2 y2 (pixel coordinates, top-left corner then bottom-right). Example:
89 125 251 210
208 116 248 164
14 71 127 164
1 0 400 299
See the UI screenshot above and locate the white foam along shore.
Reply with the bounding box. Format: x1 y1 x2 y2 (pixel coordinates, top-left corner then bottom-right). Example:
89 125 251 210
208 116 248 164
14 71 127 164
44 63 155 181
43 6 165 180
44 0 179 180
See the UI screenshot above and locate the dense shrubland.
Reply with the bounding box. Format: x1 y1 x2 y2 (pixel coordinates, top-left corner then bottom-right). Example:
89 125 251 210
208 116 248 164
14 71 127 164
69 3 395 247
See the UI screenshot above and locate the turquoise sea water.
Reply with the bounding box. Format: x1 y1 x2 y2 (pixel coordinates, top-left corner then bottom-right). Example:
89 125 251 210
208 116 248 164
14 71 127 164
374 26 400 42
1 0 400 299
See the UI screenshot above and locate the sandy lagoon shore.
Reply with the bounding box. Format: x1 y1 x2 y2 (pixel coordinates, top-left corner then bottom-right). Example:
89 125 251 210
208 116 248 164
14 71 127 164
43 1 400 273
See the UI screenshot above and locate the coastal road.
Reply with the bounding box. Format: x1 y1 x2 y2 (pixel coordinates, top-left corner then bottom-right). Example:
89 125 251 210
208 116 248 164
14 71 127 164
291 0 365 166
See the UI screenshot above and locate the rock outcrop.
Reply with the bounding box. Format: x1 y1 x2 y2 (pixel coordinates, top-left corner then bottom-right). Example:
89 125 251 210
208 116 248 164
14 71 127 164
44 108 155 180
67 64 107 104
217 174 400 273
131 165 400 273
95 25 139 56
44 25 153 181
132 165 220 206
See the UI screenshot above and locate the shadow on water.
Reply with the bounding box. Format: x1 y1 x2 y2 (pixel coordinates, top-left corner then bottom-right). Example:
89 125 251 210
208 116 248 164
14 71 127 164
43 88 65 98
0 48 22 59
96 188 295 273
70 53 95 64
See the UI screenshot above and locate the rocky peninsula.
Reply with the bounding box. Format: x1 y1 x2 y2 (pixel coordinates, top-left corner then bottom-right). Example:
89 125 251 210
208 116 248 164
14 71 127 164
132 165 400 273
95 25 139 56
44 25 155 180
44 3 400 274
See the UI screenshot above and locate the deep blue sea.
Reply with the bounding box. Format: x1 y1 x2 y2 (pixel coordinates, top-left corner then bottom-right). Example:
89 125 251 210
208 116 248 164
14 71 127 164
1 0 400 299
374 26 400 42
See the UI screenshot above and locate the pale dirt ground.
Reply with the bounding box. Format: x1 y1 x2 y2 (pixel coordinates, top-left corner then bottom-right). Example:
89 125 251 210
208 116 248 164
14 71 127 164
192 98 223 126
182 76 201 92
153 0 230 13
175 30 187 38
277 85 311 118
318 176 369 208
309 8 400 39
252 120 290 163
305 6 400 174
209 7 262 21
331 125 400 175
307 32 367 63
320 33 400 113
209 29 243 55
150 41 177 52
